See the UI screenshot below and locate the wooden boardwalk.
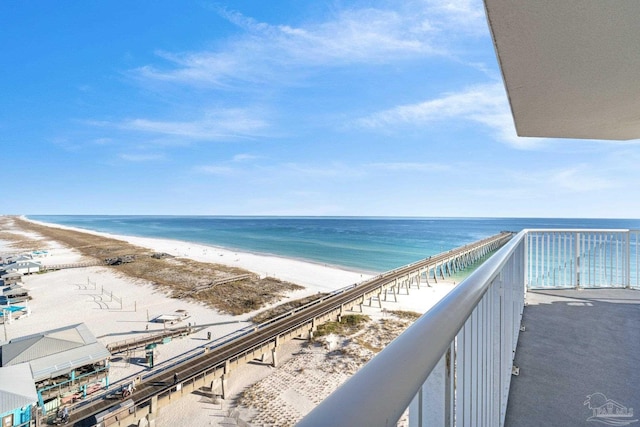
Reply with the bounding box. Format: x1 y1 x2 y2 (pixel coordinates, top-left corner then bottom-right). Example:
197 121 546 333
191 274 254 294
106 325 203 355
43 260 104 271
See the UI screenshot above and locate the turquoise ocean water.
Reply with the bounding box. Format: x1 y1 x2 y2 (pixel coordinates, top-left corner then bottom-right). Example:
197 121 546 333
28 216 640 273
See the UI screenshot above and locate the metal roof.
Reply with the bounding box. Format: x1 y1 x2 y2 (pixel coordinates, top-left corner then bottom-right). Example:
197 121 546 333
2 261 41 269
0 272 23 279
3 287 29 298
0 323 110 382
0 363 38 414
484 0 640 140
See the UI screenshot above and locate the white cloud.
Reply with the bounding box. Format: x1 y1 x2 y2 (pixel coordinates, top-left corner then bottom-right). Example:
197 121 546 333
136 51 240 87
193 153 258 175
267 8 436 63
119 109 269 141
423 0 487 34
282 162 366 179
548 166 616 192
232 153 259 162
193 165 236 175
367 162 451 172
193 159 450 182
119 153 164 162
356 83 544 149
197 159 451 182
503 165 617 194
357 83 505 126
134 2 488 87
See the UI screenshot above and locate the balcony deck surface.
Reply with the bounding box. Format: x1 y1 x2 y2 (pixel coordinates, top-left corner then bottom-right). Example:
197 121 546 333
505 288 640 426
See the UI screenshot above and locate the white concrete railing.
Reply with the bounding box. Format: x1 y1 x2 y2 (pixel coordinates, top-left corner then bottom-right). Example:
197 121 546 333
297 228 640 427
525 229 640 289
298 230 527 427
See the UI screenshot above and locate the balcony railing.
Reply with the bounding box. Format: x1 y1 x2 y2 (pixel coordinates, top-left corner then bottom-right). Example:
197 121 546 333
526 229 640 289
297 229 640 427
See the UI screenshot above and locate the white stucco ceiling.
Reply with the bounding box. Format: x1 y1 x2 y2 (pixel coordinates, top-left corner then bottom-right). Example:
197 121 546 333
484 0 640 140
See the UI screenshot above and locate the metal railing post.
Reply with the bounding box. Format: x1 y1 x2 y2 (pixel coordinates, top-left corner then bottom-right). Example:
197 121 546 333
409 353 447 426
626 231 631 288
575 232 581 289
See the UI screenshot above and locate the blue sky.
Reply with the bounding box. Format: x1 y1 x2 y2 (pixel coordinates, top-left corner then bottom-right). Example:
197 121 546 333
2 1 639 218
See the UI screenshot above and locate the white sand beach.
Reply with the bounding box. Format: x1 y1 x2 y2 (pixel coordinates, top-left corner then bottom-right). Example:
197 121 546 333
0 218 456 426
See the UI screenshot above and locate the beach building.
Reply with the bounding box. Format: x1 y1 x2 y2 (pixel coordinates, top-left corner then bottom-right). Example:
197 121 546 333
0 272 22 286
0 253 31 265
0 323 111 415
0 284 30 305
0 306 30 325
30 251 48 259
0 363 38 427
10 255 34 263
0 261 41 276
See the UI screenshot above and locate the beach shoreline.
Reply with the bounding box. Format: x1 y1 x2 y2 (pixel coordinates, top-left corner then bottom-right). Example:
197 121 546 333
22 215 382 275
22 215 375 292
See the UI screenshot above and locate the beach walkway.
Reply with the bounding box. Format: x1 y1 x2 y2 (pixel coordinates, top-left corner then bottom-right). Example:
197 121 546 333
505 288 640 426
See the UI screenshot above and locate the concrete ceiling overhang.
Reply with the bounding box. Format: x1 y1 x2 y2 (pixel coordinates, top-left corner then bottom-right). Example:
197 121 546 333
484 0 640 140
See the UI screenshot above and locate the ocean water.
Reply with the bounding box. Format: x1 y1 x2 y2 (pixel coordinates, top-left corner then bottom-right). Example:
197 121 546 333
27 216 640 273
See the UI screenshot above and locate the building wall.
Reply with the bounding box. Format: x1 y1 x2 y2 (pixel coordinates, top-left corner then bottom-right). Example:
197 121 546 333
0 405 32 427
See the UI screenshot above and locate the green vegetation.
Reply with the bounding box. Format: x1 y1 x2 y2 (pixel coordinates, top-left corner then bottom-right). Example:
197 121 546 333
8 217 302 315
387 310 421 321
315 314 370 337
251 293 329 324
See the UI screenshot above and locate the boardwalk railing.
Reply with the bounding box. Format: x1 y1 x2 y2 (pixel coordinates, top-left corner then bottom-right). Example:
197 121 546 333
43 260 104 271
298 229 640 427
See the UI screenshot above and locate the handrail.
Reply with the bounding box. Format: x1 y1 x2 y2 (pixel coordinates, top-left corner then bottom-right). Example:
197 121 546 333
297 231 526 427
525 228 638 289
521 228 631 232
298 228 640 426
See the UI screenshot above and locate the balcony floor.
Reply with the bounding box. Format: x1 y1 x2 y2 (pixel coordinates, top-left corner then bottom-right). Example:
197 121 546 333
505 288 640 426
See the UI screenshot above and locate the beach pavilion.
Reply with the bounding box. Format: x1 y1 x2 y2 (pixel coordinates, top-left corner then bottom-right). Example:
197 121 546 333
0 323 111 415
